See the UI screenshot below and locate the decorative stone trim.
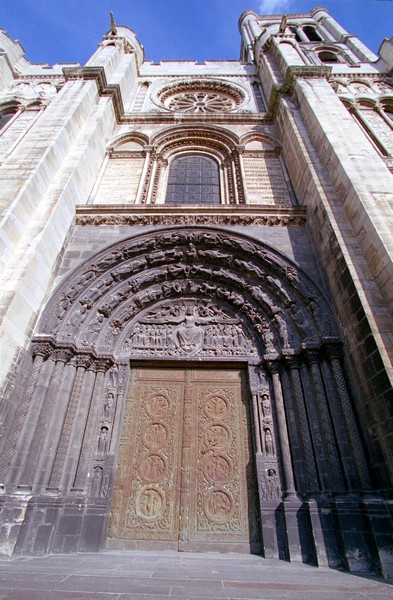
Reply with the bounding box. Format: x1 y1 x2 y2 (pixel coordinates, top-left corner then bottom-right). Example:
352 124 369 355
266 65 332 120
121 112 267 124
75 206 307 227
154 79 247 113
63 66 124 122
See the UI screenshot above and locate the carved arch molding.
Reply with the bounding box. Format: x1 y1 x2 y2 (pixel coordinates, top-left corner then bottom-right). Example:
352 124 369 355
0 226 384 569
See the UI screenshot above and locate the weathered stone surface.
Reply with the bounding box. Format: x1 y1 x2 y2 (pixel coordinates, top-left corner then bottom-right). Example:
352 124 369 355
0 5 392 577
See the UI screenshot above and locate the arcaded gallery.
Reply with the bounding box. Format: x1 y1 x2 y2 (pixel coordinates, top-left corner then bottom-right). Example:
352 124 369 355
0 7 392 577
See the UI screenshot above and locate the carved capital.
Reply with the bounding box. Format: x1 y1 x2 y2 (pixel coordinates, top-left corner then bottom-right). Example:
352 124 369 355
53 348 74 364
71 353 93 370
324 342 344 362
92 357 114 373
284 355 303 370
305 349 320 366
32 341 53 360
266 360 282 375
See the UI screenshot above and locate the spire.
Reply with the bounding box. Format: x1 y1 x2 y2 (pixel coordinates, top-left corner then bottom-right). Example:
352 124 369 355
109 11 117 36
279 15 287 34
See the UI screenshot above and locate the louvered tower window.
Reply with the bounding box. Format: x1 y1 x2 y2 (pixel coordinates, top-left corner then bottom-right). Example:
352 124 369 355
166 154 220 205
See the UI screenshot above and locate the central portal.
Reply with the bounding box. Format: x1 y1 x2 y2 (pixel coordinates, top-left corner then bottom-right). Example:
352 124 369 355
108 367 261 553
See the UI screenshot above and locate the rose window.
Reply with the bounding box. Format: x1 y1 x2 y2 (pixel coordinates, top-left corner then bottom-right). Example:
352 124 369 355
166 91 235 113
156 79 246 113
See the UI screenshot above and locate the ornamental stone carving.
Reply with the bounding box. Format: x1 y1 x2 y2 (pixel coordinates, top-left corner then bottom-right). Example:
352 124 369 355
155 79 246 113
121 299 256 358
37 227 339 362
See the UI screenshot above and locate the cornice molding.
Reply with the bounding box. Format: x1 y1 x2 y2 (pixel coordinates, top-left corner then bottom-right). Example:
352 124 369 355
63 65 124 121
75 205 307 227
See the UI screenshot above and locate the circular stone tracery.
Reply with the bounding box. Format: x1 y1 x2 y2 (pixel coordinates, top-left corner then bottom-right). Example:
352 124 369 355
156 80 246 113
166 92 235 113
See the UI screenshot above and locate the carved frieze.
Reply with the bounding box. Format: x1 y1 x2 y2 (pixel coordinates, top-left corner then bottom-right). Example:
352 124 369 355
75 212 307 227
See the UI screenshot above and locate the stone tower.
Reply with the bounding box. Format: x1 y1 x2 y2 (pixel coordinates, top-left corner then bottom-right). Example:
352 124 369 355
0 7 392 576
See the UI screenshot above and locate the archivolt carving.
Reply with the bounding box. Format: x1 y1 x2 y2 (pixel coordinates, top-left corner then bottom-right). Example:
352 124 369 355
36 227 339 362
151 125 239 154
240 131 282 152
108 131 150 150
3 228 378 564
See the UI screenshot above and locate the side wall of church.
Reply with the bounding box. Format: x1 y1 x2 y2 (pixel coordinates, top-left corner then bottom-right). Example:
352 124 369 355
0 27 143 400
240 7 393 495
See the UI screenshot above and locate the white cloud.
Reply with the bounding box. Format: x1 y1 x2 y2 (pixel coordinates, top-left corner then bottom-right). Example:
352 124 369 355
258 0 292 14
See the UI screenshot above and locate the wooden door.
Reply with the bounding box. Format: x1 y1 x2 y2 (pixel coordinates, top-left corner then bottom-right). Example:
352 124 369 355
108 367 260 552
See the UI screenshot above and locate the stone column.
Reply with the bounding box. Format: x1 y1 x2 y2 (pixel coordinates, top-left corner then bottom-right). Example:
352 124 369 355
73 359 112 492
136 147 153 204
286 357 319 494
108 364 128 455
141 148 157 204
224 155 237 205
268 362 296 497
268 361 302 563
324 346 375 574
295 27 309 43
235 146 246 204
19 348 73 489
47 354 92 490
306 352 345 492
1 342 52 484
63 365 97 493
251 392 263 455
252 368 282 560
326 345 372 492
151 155 168 204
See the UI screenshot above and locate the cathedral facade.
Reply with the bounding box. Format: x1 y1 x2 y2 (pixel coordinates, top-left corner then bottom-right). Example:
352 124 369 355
0 7 392 575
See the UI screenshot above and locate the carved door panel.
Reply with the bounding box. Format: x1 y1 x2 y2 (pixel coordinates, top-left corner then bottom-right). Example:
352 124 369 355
108 367 260 552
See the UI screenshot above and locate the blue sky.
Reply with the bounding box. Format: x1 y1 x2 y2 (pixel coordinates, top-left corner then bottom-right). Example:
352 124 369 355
0 1 392 65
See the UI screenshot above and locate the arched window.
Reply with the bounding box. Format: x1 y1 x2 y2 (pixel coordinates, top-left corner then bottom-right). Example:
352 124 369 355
0 110 16 132
383 104 393 125
303 25 322 42
166 154 220 205
319 50 339 63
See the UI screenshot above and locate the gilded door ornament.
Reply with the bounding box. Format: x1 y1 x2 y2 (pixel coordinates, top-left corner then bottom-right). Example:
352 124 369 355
135 486 165 521
143 423 168 449
204 424 230 450
204 489 235 524
109 367 260 551
109 368 184 542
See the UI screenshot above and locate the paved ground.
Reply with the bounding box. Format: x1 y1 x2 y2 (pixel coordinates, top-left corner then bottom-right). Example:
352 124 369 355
0 550 391 600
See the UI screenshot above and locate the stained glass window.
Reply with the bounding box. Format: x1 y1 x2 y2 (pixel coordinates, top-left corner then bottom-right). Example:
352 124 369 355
166 154 221 205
